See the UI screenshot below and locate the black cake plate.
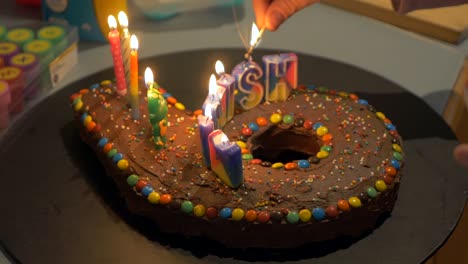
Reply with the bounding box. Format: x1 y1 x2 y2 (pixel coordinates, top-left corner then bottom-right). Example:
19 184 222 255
1 49 467 264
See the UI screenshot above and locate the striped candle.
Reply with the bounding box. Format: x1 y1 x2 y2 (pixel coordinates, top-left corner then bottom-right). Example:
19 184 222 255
108 15 127 96
118 11 131 93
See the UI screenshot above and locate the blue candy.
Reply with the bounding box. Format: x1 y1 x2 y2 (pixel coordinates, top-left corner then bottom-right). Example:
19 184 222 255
312 207 326 221
248 122 259 132
219 208 232 219
163 93 172 99
358 99 368 105
386 123 397 131
391 159 401 170
313 122 323 130
141 185 154 197
81 113 88 122
90 83 100 90
97 138 108 148
297 160 310 169
113 153 123 163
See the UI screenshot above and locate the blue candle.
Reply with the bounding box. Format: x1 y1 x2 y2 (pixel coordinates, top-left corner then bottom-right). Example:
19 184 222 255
208 130 243 188
197 105 214 168
262 53 298 102
231 60 264 111
215 60 235 122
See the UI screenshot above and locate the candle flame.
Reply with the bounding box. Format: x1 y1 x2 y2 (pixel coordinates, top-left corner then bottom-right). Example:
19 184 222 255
250 23 261 47
144 67 154 86
221 133 229 144
209 74 217 95
118 11 129 28
130 35 138 50
107 15 117 29
204 104 212 119
215 60 224 75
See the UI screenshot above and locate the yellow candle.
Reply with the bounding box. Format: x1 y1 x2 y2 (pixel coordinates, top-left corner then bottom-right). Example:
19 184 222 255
129 34 139 119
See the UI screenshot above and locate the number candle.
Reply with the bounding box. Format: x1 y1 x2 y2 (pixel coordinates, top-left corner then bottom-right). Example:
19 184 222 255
145 67 168 150
208 130 243 188
129 35 140 120
262 53 298 102
118 11 131 92
215 60 235 122
108 15 127 96
0 80 11 128
197 104 215 168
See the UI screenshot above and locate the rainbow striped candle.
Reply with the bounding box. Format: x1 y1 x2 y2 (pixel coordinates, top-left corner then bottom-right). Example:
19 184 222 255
197 104 214 168
262 53 298 102
215 60 235 122
232 60 264 111
202 74 225 129
208 130 243 188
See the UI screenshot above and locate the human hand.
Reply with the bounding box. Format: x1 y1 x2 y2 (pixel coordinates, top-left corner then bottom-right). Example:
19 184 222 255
454 144 468 169
253 0 319 31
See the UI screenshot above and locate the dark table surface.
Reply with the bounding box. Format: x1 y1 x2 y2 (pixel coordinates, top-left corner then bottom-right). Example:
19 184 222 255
1 49 467 264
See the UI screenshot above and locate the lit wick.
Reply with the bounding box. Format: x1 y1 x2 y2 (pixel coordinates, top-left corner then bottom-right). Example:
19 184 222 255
244 23 266 60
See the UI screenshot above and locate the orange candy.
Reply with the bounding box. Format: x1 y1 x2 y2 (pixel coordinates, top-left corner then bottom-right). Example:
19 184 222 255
103 143 113 153
322 133 333 142
241 148 249 154
159 194 172 205
70 93 81 101
245 210 257 222
337 199 350 211
349 94 359 101
385 166 397 177
193 109 203 116
86 121 96 132
284 162 297 171
166 97 177 105
79 89 89 95
383 118 392 124
256 117 268 126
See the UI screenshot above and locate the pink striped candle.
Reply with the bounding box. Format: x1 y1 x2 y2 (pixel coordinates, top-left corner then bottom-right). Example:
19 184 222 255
108 15 127 96
197 104 215 168
0 80 11 128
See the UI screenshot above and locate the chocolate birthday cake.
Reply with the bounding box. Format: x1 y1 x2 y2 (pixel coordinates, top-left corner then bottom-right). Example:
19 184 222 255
70 68 404 248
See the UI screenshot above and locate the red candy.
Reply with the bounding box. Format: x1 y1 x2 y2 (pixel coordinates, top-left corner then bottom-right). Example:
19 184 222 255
135 180 148 192
257 211 270 223
241 127 253 136
206 207 218 219
303 120 313 130
325 205 339 218
92 124 102 133
383 175 394 185
251 159 262 165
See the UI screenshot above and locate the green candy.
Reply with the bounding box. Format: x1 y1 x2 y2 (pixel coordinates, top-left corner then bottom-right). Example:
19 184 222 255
181 201 194 214
107 149 117 158
242 154 253 160
367 187 378 198
126 174 139 186
321 145 333 152
287 211 299 224
393 152 403 161
317 86 329 93
282 114 294 124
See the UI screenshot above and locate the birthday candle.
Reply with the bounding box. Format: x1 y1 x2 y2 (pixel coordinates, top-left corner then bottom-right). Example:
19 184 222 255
262 53 298 102
118 11 131 92
202 74 224 129
37 25 67 56
9 52 40 99
145 67 168 150
108 15 127 96
0 66 24 114
232 60 264 111
129 35 140 119
208 130 243 188
197 104 214 168
0 42 20 65
215 60 235 122
0 25 6 40
6 28 34 46
0 80 11 128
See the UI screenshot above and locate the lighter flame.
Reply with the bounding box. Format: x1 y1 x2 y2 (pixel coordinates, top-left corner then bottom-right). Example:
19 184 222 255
204 104 212 119
209 74 217 95
144 67 154 86
118 11 129 28
250 23 261 47
107 15 117 29
130 35 138 50
215 60 224 75
221 133 229 144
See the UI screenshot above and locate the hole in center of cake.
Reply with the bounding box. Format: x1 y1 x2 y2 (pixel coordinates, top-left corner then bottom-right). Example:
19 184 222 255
250 126 320 163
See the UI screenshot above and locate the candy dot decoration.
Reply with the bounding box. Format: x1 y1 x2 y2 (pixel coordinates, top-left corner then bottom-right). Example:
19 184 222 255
299 209 312 222
181 201 194 214
193 205 206 217
148 192 160 204
312 208 326 221
287 211 299 224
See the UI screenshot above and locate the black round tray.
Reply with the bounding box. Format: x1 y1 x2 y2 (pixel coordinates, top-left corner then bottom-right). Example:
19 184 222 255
1 49 467 264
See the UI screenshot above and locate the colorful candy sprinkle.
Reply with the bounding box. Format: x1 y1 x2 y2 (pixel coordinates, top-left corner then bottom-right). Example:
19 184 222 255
126 174 139 186
270 113 282 124
312 208 326 221
117 159 129 170
375 180 387 192
159 194 172 205
232 208 245 221
245 210 258 222
316 126 328 136
220 208 232 219
148 192 160 204
287 211 299 224
181 201 193 213
256 117 268 126
299 209 311 222
193 204 206 217
367 187 378 198
271 162 284 169
348 197 362 208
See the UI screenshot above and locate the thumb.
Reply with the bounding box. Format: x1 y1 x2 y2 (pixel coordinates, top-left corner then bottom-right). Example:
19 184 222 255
454 144 468 169
265 0 318 31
